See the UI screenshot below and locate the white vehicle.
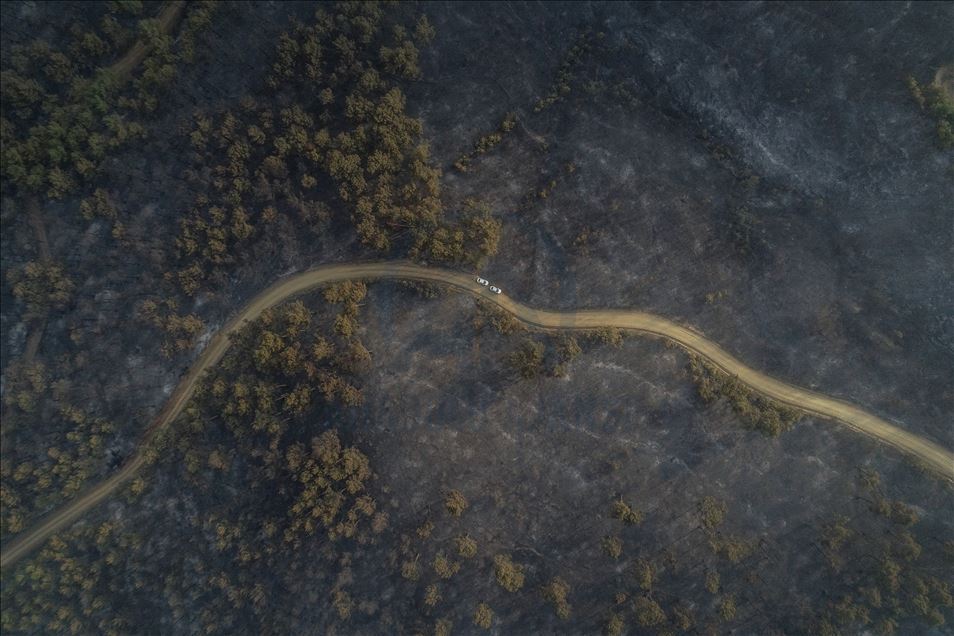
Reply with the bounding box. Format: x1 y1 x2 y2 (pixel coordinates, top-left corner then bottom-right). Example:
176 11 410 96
489 285 502 294
476 277 489 286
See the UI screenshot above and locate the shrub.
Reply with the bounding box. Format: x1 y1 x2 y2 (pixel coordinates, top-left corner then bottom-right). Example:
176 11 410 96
601 536 622 559
633 596 665 627
493 554 525 592
433 552 460 579
633 558 655 591
401 559 420 581
508 339 545 379
331 588 352 619
473 300 523 334
588 327 623 348
542 577 571 618
698 496 727 530
710 535 753 563
8 261 75 319
612 499 643 525
908 75 954 148
558 335 582 362
719 594 737 622
672 604 694 630
689 355 800 436
444 490 468 517
417 519 434 540
434 618 452 636
455 535 478 559
473 603 493 629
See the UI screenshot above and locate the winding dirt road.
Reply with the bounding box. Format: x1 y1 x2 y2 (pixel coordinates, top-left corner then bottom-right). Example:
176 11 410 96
109 1 188 80
2 261 951 569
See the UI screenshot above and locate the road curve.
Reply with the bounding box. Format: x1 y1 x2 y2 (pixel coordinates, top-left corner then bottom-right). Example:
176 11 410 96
3 261 952 569
109 1 188 80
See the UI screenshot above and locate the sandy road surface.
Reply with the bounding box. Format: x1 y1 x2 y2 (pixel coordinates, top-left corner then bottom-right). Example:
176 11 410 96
3 261 951 570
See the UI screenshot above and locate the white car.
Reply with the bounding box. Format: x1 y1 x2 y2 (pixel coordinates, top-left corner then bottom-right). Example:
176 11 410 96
476 277 489 286
489 285 502 294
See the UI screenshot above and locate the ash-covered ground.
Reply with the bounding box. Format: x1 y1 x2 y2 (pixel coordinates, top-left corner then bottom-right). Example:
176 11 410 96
410 1 954 448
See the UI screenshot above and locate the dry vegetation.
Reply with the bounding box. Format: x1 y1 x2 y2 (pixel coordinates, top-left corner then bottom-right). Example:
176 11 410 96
453 111 517 173
688 354 801 436
907 73 954 148
2 4 952 636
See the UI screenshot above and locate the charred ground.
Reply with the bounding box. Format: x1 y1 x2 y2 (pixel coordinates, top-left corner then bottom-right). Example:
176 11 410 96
1 2 953 635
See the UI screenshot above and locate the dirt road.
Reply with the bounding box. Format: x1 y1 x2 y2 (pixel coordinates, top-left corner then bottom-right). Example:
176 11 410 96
109 1 188 80
3 261 951 569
